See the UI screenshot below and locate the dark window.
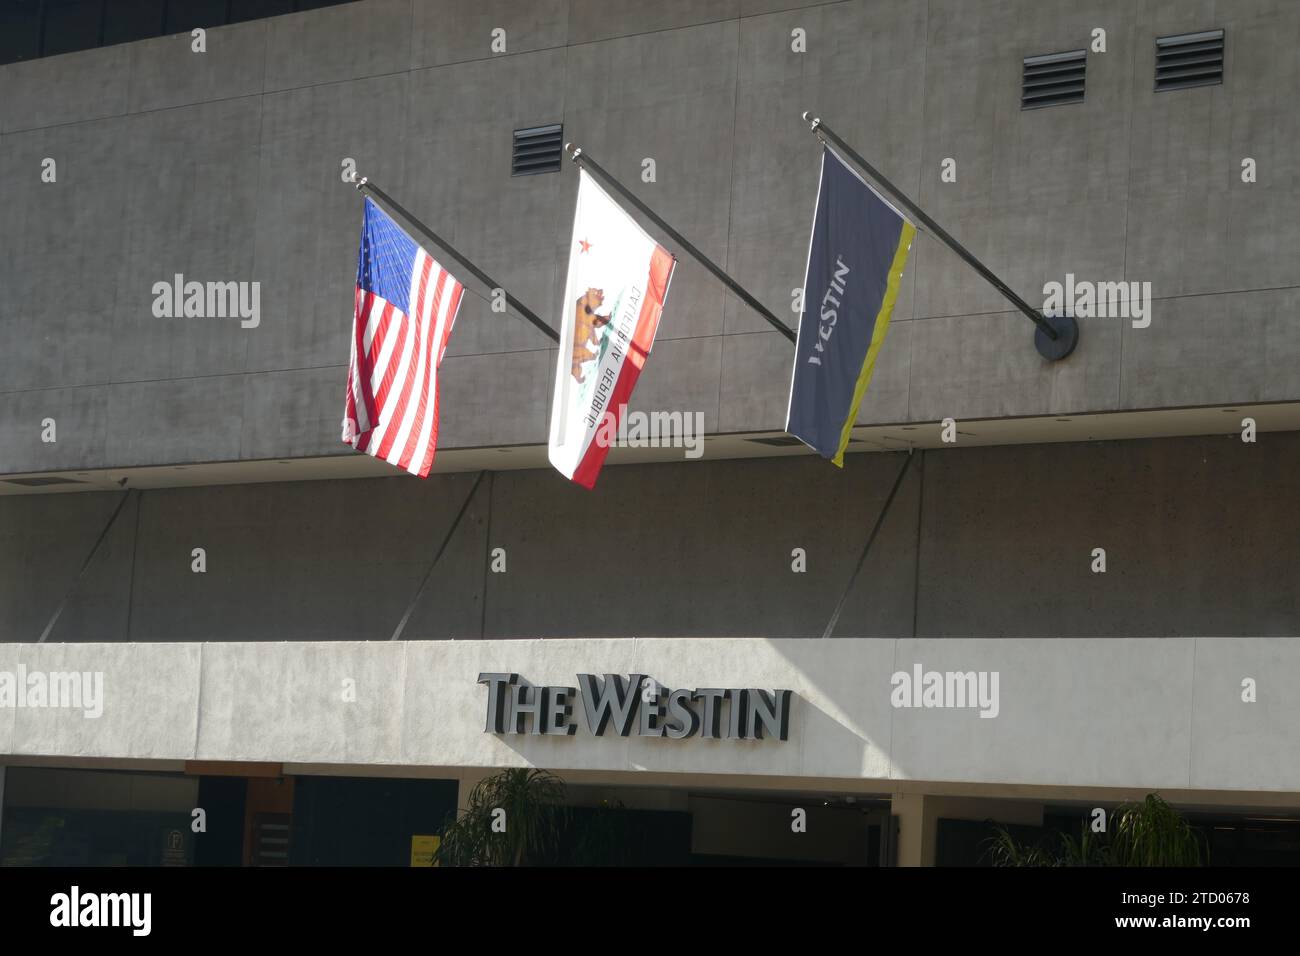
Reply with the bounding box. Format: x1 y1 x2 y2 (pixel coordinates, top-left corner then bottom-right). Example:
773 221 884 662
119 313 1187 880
0 0 42 65
1021 49 1087 110
193 776 247 867
163 0 230 34
1155 29 1224 92
40 0 104 58
101 0 166 46
289 776 458 866
229 0 294 23
0 0 359 65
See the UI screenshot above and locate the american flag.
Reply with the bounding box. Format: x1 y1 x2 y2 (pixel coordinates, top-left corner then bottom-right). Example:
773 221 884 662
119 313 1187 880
342 198 464 477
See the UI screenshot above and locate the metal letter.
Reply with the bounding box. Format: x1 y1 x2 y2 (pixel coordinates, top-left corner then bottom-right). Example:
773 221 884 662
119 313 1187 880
545 686 578 736
477 673 517 733
578 673 644 736
693 688 727 739
665 688 701 739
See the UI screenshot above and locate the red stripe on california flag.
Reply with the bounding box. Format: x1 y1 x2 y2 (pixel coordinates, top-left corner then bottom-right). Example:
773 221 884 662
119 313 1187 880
570 246 675 489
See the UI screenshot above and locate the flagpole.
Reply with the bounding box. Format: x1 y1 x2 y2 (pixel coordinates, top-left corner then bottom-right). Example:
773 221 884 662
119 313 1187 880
37 489 135 643
821 451 915 640
564 144 798 344
351 175 560 345
389 470 487 642
801 112 1079 361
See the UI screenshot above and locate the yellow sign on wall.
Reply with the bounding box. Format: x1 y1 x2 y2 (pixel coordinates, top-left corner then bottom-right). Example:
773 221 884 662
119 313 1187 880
410 834 441 867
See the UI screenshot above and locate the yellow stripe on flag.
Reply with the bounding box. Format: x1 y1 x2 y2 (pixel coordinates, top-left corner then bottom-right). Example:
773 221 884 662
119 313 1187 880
832 221 916 467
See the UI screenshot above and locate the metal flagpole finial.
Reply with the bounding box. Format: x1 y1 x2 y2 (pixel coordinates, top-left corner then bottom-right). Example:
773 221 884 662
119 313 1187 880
565 143 582 162
802 111 821 131
354 175 368 191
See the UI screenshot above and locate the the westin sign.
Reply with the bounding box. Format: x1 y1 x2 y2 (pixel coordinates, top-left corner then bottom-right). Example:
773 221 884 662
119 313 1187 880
478 673 793 741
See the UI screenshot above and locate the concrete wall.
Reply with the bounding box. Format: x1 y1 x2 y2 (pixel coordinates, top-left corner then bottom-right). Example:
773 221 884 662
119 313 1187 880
2 0 1299 476
1 636 1297 797
3 433 1298 643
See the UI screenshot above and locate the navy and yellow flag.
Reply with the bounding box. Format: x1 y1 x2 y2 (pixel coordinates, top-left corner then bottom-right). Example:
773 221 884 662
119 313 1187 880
786 147 915 466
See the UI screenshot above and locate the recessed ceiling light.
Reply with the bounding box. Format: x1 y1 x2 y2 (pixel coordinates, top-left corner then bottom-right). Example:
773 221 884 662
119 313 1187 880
901 426 916 431
1223 408 1238 413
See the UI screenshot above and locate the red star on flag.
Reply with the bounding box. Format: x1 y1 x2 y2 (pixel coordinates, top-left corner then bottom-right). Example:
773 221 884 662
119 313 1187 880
579 238 591 253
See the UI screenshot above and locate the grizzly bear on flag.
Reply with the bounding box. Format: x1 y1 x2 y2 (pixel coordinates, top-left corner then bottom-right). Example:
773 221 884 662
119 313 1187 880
570 287 611 383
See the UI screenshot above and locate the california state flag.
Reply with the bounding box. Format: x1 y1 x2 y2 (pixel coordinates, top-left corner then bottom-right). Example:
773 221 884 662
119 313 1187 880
548 169 675 489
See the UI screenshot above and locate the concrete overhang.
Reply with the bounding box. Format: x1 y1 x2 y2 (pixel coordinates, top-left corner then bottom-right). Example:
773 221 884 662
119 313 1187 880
2 400 1297 495
2 637 1299 801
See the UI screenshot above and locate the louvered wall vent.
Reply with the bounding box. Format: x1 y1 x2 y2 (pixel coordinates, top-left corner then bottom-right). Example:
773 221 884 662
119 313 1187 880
1021 49 1087 109
1155 29 1224 91
511 124 563 176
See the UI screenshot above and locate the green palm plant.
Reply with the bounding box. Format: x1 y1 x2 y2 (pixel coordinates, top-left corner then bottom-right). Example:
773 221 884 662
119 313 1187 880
986 820 1110 867
433 768 568 867
985 825 1060 867
1109 793 1205 866
987 793 1203 867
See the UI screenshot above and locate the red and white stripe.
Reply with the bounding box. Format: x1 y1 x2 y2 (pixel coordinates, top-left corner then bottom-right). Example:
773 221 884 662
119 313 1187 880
342 249 463 478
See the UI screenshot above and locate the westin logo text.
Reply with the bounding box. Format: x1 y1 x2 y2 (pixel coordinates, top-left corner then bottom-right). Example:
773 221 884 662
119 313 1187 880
807 255 850 365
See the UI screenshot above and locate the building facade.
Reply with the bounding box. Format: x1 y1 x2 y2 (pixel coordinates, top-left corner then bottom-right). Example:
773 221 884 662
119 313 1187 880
2 0 1299 866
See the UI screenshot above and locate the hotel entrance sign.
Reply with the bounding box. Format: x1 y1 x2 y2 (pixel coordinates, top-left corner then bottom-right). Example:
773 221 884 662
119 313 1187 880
478 673 793 741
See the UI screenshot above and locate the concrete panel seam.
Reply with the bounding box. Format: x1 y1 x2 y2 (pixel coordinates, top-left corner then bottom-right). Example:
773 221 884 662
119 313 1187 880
1187 636 1198 790
887 637 899 780
191 642 206 762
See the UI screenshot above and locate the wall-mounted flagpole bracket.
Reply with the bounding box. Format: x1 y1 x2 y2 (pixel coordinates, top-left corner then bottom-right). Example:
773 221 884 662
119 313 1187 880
802 112 1078 362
